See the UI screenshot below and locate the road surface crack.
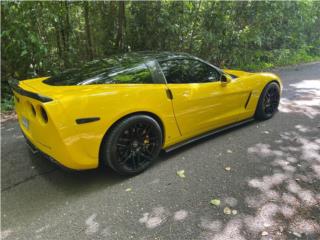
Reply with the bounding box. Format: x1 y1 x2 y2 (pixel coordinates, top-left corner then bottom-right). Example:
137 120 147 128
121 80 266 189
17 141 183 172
1 168 58 192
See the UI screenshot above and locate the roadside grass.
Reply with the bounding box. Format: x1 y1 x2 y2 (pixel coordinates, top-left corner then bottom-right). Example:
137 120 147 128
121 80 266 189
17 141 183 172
237 48 320 71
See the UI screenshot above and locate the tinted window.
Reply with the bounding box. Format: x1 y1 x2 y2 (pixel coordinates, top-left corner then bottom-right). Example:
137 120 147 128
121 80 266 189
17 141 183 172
159 60 183 84
160 59 220 84
79 64 153 85
44 55 153 86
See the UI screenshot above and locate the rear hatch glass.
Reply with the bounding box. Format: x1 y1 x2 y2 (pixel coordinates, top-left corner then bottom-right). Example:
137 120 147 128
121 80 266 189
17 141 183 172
43 54 153 86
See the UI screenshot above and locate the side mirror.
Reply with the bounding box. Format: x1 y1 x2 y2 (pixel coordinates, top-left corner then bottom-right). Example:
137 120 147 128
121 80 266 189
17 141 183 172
221 74 231 85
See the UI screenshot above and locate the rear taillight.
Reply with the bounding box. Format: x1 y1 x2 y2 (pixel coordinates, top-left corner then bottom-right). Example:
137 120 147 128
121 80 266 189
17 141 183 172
39 106 48 123
26 101 36 117
31 104 36 116
14 94 20 103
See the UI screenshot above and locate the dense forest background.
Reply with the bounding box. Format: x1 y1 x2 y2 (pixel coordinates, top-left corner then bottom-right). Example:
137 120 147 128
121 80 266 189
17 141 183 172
1 1 320 111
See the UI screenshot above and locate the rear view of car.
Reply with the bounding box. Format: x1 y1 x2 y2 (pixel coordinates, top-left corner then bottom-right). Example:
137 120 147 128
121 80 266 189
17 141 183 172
13 80 71 167
11 52 176 172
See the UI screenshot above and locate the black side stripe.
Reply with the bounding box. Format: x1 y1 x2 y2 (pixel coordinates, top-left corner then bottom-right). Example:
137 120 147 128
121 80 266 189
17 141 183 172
245 91 252 109
76 117 100 124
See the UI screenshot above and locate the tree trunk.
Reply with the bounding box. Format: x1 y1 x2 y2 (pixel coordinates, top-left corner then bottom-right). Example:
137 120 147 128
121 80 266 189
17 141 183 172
100 1 116 55
84 1 93 60
65 1 70 50
60 2 70 67
115 1 126 51
189 1 201 52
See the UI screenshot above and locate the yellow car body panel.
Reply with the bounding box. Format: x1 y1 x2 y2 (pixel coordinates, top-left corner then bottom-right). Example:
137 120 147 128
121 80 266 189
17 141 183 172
13 54 282 170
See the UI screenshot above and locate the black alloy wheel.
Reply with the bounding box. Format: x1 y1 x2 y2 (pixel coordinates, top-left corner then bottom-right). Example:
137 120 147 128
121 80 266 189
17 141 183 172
102 115 162 175
255 82 280 120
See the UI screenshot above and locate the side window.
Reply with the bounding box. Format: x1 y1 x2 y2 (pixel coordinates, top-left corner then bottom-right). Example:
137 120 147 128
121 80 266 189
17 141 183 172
78 63 153 85
188 60 221 83
159 59 220 84
159 60 183 84
109 64 153 84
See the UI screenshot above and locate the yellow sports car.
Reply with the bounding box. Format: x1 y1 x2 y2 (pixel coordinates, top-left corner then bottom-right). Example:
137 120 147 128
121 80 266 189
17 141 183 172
12 52 282 175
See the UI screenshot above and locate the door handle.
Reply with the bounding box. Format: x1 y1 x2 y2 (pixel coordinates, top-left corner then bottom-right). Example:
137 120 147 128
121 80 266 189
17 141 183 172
166 89 173 99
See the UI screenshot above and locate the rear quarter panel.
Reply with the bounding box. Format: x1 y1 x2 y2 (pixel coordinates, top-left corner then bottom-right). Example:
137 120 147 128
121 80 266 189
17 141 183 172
55 84 181 168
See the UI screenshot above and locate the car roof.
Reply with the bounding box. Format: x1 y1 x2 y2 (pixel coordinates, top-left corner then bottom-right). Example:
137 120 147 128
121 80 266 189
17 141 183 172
43 51 200 86
108 51 195 63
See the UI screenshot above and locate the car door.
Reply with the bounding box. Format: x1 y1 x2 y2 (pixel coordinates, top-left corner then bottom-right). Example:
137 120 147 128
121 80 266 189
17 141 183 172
159 58 249 138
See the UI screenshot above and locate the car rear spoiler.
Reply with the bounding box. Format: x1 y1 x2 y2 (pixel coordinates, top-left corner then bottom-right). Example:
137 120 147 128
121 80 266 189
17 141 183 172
9 79 53 103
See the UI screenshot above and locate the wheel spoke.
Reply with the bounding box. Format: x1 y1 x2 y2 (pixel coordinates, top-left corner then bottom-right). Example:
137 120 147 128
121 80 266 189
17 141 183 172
118 137 131 143
117 143 127 148
132 154 137 169
119 152 132 165
136 152 149 165
139 151 153 161
136 152 142 165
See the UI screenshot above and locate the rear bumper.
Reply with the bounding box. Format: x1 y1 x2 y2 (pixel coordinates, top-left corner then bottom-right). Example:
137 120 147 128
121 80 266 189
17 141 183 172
13 79 100 171
18 120 98 170
22 131 73 171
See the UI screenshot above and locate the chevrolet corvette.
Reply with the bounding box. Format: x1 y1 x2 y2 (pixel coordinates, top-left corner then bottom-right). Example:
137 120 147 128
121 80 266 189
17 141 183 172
12 52 282 175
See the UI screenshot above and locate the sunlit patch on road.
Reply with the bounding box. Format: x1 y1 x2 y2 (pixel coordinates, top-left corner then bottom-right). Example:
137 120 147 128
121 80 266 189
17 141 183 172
0 229 13 239
279 79 320 119
85 214 99 235
139 207 170 229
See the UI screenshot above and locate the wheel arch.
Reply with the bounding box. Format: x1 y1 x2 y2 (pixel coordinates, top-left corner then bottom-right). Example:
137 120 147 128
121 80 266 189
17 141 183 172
268 79 281 87
262 79 282 97
98 111 165 166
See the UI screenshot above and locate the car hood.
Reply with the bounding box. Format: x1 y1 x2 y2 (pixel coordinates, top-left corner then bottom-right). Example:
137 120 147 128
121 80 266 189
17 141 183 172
223 69 253 78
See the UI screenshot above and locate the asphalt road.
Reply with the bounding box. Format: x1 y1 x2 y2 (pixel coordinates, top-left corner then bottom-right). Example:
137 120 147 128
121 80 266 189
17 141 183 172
1 62 320 240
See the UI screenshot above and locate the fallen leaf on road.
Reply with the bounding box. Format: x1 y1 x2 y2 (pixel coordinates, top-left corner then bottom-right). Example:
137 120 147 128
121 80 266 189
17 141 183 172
177 170 185 178
292 232 301 237
125 188 132 192
227 149 233 153
232 209 237 215
261 231 268 236
225 166 231 171
223 207 231 215
210 199 221 206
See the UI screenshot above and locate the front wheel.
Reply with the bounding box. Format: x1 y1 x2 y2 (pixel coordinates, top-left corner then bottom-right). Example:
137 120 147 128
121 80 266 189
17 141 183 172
255 82 280 120
101 115 163 176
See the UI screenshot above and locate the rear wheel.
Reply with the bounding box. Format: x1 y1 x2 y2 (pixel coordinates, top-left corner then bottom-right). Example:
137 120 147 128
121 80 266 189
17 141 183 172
255 82 280 120
101 115 162 176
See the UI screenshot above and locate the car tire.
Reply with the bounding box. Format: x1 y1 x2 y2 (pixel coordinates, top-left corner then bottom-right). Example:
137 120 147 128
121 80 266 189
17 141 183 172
101 115 163 176
255 82 280 120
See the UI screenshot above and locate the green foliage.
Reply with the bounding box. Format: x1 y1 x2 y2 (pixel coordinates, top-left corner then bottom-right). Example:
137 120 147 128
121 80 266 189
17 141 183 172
1 1 320 111
1 96 14 112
